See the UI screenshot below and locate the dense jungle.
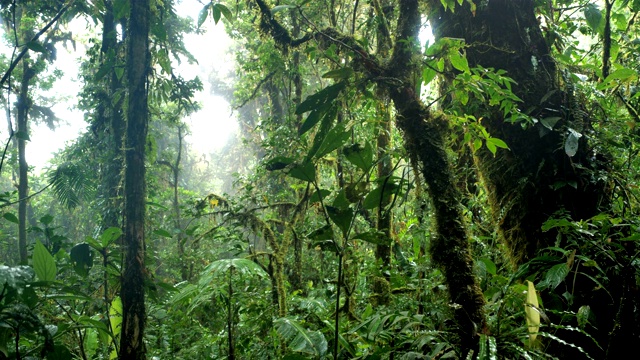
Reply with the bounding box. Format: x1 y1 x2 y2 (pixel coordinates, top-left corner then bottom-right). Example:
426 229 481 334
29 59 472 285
1 0 639 359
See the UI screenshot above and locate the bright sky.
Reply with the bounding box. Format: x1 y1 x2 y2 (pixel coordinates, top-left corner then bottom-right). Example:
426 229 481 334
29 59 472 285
0 1 238 172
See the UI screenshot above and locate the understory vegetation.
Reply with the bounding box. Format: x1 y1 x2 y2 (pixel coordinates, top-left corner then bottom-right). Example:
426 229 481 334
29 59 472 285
1 0 640 359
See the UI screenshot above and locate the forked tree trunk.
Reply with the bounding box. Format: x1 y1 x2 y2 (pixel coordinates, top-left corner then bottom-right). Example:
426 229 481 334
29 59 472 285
119 0 150 358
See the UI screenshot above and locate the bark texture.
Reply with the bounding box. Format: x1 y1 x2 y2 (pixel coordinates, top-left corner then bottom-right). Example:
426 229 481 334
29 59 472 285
119 0 150 358
429 0 609 263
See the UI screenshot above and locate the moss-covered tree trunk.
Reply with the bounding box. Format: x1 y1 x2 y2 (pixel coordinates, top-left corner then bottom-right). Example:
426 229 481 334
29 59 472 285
428 0 609 264
384 0 487 350
119 0 150 358
16 59 35 265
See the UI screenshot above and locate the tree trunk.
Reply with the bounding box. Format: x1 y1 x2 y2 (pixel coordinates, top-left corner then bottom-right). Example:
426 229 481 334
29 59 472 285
385 0 487 350
428 0 609 264
16 59 35 265
119 0 150 358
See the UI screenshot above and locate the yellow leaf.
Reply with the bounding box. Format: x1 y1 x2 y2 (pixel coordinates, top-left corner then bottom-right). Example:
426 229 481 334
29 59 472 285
209 198 219 208
525 280 540 347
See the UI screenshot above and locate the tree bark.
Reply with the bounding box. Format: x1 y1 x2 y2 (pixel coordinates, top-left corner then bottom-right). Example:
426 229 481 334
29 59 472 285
428 0 609 264
119 0 150 358
385 0 487 350
16 60 35 265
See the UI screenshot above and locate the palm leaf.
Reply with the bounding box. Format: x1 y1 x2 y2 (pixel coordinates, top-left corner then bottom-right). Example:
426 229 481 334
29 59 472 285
47 162 97 209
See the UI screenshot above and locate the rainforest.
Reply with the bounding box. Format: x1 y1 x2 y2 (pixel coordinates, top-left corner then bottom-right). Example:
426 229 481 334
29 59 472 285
1 0 639 359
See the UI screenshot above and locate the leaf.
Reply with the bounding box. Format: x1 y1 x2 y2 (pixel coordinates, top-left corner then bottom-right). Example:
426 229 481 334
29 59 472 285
602 68 637 83
539 116 561 130
100 227 123 248
322 68 353 79
486 137 509 150
422 63 437 86
544 263 569 289
198 3 211 28
40 214 54 226
326 206 353 238
3 212 19 224
363 179 400 209
275 317 328 356
298 110 322 136
564 128 582 157
153 229 172 238
449 51 469 73
25 41 47 53
265 156 293 171
352 230 391 246
309 189 331 203
33 240 57 282
215 3 233 22
307 225 333 241
304 105 338 160
202 258 268 279
70 243 93 277
313 123 350 159
14 130 30 141
479 257 497 275
271 4 297 14
296 82 345 115
288 162 316 182
584 4 602 32
343 142 373 171
212 3 221 24
525 280 540 347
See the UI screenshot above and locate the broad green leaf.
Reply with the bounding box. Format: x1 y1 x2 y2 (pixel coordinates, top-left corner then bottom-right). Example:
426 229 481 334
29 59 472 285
203 258 268 278
309 189 331 203
153 229 173 238
352 230 391 245
540 116 561 130
100 227 123 248
332 189 351 209
449 51 469 73
215 3 233 22
14 131 30 141
25 41 47 53
212 3 221 24
544 263 569 289
326 206 353 238
198 3 211 28
70 243 93 277
422 62 437 85
3 212 19 224
479 257 497 275
584 4 602 32
40 214 54 226
603 68 636 83
363 180 400 209
343 142 373 171
113 0 129 19
322 68 353 79
109 296 123 339
313 124 350 159
288 162 316 182
305 105 338 160
265 156 293 171
33 240 57 282
272 4 297 14
296 82 345 115
564 128 582 157
486 137 509 150
307 225 333 241
275 317 328 356
298 109 322 136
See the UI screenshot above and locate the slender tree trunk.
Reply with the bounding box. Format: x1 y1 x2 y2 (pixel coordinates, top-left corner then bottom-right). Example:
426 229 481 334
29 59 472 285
119 0 150 358
16 60 34 264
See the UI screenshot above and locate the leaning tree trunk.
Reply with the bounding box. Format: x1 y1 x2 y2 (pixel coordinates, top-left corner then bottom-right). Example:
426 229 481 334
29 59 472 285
428 0 610 264
119 0 150 358
384 0 487 351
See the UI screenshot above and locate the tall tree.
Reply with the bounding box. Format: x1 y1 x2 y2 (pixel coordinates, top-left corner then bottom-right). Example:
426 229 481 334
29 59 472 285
119 0 150 357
